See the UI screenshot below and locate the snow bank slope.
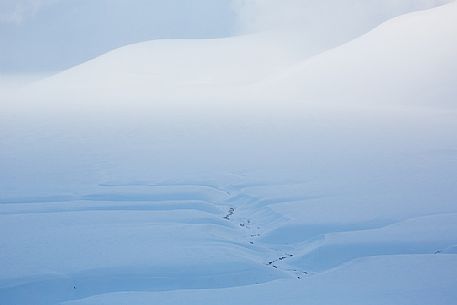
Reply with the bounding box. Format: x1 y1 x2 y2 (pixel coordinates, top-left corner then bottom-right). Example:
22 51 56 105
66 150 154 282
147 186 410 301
64 255 457 305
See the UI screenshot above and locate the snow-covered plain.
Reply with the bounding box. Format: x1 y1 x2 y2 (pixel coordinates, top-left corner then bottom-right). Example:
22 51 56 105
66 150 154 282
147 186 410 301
1 1 457 304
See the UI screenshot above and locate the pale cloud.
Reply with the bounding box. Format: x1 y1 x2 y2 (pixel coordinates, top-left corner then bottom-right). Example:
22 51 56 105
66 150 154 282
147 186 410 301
0 0 57 25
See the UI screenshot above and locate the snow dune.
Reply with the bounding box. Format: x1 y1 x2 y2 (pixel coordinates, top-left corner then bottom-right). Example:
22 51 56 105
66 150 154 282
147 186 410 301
1 1 457 305
2 178 457 305
63 255 457 305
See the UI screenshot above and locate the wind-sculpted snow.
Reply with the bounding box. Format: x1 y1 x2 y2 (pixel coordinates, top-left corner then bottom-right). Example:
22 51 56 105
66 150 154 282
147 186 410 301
1 2 457 305
62 255 457 305
1 174 457 304
0 182 285 305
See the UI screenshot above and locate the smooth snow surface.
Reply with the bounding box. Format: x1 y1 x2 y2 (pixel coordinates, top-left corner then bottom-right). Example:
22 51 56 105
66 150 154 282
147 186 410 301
1 1 457 305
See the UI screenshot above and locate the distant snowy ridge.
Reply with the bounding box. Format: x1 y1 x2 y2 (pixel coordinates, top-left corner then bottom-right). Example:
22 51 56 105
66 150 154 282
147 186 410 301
16 0 454 104
258 0 457 108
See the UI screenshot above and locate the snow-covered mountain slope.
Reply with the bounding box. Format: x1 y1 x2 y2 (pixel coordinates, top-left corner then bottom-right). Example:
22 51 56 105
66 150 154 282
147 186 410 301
258 0 457 108
1 2 457 305
239 0 453 54
15 0 453 102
